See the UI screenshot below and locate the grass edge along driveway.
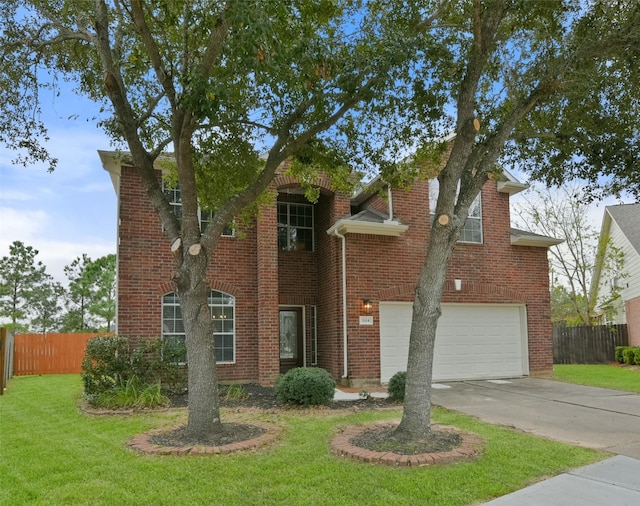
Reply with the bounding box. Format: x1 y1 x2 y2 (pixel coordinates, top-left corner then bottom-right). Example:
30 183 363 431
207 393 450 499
554 363 640 394
0 375 603 506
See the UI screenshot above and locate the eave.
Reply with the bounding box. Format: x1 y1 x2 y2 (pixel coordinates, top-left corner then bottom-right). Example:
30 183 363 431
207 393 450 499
327 219 409 237
510 229 564 247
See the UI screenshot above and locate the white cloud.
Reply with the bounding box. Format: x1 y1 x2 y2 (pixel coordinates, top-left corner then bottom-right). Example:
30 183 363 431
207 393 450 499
0 207 49 247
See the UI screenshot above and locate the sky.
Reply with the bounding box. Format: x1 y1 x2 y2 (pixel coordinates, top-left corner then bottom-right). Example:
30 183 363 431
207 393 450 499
0 91 118 286
0 83 634 288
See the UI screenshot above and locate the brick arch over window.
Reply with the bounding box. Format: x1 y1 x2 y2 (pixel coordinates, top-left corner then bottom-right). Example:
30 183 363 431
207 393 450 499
158 280 238 298
376 281 528 304
274 175 334 196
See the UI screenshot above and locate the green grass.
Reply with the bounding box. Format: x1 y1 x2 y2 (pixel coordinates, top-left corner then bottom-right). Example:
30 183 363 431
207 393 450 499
0 375 603 506
554 364 640 393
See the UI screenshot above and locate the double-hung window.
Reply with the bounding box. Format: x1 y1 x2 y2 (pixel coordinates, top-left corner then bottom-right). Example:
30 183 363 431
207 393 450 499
162 181 233 236
429 179 483 244
162 290 235 363
277 202 314 251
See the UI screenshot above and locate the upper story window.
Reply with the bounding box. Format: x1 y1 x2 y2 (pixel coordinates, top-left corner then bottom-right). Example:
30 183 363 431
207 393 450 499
162 290 235 364
277 202 314 251
162 181 233 236
429 179 483 244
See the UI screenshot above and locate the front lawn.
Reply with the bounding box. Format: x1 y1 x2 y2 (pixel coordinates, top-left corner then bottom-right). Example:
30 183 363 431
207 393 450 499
553 364 640 393
0 375 602 506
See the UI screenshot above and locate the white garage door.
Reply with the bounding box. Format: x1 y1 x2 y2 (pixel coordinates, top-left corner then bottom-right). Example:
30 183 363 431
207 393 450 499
379 302 528 383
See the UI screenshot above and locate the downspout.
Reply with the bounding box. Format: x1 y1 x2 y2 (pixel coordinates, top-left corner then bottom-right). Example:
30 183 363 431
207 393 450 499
386 184 394 222
333 228 349 379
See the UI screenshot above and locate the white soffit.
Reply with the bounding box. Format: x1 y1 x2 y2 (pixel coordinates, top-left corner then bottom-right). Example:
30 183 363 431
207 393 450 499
327 219 408 237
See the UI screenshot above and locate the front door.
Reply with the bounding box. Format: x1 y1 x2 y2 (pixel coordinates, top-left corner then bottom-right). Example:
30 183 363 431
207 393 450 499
279 307 303 373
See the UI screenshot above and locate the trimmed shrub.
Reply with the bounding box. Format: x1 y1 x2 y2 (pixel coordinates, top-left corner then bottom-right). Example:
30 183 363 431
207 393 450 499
81 336 131 396
387 371 407 401
623 347 636 365
615 346 628 363
634 348 640 366
82 336 187 406
275 367 335 406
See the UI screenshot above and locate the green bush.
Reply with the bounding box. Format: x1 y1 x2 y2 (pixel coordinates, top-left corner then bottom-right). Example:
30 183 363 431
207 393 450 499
275 367 335 406
82 336 187 406
623 347 637 365
633 348 640 366
81 336 131 396
387 371 407 401
615 346 627 363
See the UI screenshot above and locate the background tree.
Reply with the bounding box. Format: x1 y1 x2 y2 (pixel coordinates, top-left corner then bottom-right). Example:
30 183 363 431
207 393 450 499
0 241 49 332
62 255 94 332
0 0 418 441
85 254 116 332
30 275 65 333
375 0 640 441
62 254 116 332
513 185 626 326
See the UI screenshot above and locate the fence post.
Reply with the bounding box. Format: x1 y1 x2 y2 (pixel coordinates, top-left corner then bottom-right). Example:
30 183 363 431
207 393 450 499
0 327 6 395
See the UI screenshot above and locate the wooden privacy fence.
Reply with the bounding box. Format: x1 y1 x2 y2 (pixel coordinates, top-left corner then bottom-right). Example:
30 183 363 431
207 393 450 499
553 324 628 364
1 328 15 394
13 333 111 376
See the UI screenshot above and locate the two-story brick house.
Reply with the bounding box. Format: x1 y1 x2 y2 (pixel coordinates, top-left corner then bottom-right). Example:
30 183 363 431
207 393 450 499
100 150 560 386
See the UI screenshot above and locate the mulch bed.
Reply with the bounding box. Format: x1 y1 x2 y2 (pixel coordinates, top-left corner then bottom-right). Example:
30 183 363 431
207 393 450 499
102 384 484 463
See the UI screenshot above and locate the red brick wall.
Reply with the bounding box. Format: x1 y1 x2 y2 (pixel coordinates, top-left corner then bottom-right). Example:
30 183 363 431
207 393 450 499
117 166 261 382
342 179 553 380
116 165 553 386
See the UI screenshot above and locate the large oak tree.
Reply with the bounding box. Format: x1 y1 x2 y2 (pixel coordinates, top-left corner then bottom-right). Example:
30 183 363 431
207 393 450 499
382 0 640 440
0 0 426 441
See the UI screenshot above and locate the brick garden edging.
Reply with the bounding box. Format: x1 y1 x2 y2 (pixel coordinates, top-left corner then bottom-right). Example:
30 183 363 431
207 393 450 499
330 420 483 467
129 421 283 456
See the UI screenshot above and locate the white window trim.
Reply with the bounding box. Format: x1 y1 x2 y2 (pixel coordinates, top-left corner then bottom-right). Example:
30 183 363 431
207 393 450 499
429 179 483 244
161 290 236 364
310 305 318 365
277 202 315 251
162 180 234 236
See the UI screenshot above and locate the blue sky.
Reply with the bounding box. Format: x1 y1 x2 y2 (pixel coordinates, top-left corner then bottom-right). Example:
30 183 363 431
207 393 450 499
0 91 118 285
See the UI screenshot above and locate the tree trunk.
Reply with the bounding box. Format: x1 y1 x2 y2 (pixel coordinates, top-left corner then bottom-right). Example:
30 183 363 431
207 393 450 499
177 250 223 440
394 220 458 439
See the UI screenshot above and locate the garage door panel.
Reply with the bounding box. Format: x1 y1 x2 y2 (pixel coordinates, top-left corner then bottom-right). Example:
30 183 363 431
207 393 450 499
379 303 527 382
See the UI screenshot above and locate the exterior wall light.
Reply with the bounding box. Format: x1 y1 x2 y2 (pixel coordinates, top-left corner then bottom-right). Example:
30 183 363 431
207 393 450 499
362 299 373 313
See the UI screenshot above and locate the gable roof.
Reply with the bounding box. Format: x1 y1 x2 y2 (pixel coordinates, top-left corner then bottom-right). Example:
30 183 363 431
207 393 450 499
590 202 640 301
606 203 640 256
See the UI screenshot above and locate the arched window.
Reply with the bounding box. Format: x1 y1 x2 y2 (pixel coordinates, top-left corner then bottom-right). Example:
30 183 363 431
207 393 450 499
162 290 235 363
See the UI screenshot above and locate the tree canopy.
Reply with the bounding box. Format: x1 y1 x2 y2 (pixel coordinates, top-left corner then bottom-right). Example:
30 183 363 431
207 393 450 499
2 0 639 444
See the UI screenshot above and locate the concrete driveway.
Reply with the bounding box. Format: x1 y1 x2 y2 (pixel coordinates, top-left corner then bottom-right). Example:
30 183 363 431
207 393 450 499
432 378 640 505
431 377 640 457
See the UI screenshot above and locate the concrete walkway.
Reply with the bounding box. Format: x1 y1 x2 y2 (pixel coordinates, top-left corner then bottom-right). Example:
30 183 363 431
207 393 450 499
431 378 640 505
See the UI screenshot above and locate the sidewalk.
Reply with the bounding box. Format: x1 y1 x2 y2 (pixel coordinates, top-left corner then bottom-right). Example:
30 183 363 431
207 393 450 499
483 455 640 505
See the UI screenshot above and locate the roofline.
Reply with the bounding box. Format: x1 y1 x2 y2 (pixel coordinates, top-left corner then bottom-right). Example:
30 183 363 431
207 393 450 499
510 230 564 247
99 150 177 196
589 208 613 301
327 219 409 237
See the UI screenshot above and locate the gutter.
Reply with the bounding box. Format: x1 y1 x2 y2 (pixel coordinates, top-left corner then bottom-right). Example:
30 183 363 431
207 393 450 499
332 228 349 379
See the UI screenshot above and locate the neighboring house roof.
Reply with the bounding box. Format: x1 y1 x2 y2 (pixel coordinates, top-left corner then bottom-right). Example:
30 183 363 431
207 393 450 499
606 203 640 256
590 203 640 302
